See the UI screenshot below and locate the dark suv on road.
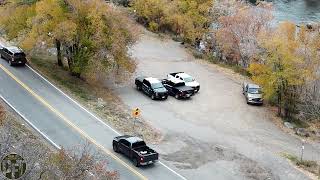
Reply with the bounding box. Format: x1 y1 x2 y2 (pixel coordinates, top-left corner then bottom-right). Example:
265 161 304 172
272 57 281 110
0 46 27 66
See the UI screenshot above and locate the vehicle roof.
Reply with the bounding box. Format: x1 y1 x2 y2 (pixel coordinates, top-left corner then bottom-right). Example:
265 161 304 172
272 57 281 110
176 72 192 78
145 77 161 84
247 83 261 88
6 46 24 53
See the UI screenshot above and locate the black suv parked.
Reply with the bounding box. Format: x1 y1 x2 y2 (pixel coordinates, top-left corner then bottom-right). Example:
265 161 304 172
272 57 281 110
0 46 27 66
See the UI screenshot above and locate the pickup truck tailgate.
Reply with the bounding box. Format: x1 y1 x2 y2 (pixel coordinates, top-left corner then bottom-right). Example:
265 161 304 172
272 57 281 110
143 153 158 162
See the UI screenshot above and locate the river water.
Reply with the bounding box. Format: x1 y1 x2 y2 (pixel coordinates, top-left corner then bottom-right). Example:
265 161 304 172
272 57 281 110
271 0 320 23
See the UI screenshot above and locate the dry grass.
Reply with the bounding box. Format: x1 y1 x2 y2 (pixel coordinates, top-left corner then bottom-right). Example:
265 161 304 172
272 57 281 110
0 104 5 125
282 153 320 179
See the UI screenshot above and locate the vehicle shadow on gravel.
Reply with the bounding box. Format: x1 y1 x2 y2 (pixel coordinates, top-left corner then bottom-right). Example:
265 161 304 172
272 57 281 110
133 87 195 102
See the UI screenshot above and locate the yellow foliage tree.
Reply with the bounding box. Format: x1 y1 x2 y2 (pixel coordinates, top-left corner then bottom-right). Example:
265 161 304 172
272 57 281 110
0 4 36 39
249 22 311 117
0 0 135 79
132 0 213 44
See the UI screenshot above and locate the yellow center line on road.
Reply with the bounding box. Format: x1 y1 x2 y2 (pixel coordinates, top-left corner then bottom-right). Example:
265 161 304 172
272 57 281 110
0 64 148 180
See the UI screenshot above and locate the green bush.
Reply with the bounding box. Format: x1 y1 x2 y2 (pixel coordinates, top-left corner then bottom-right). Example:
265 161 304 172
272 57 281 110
148 21 159 32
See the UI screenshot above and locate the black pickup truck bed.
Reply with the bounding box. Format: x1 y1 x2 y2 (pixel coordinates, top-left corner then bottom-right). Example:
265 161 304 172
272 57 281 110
113 135 159 166
162 79 194 99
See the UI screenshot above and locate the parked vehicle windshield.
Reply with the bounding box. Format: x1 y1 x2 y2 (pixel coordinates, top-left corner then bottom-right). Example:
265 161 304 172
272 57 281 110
248 88 262 94
184 76 194 82
151 82 164 89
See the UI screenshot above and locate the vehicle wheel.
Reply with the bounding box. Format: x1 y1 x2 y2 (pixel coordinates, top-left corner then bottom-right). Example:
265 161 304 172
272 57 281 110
175 94 179 99
133 158 140 167
8 60 12 66
137 85 141 91
113 144 119 153
151 94 155 100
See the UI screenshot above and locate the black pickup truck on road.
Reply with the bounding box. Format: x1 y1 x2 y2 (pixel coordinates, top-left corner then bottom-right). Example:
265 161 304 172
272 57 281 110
135 76 168 100
162 79 194 99
113 135 159 166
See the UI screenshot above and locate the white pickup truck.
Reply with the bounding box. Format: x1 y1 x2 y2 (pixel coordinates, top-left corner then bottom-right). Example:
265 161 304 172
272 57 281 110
167 72 200 93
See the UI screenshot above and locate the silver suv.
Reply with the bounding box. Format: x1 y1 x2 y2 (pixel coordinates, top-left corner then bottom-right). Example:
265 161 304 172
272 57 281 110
242 83 263 105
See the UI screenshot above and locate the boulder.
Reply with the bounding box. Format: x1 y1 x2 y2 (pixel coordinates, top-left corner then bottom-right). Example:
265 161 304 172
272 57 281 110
296 128 310 137
284 122 294 129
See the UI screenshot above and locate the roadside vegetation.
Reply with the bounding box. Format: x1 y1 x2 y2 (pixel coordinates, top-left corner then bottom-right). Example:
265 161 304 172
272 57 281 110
282 153 320 178
0 103 118 179
130 0 213 44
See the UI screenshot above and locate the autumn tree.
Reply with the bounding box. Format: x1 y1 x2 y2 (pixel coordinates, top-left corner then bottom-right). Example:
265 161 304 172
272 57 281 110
0 0 70 66
215 0 272 67
132 0 213 44
0 2 36 39
296 25 320 121
0 0 135 79
248 22 313 118
20 0 74 67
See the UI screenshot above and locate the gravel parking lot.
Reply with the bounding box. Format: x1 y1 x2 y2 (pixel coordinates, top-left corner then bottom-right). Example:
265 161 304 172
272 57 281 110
113 30 320 180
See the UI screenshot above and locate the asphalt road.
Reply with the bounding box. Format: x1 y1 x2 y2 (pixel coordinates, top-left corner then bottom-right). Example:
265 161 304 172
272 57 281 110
113 31 320 180
0 58 186 180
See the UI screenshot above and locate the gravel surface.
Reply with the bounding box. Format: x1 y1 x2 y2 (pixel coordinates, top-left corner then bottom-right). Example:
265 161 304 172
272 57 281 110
112 30 320 180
